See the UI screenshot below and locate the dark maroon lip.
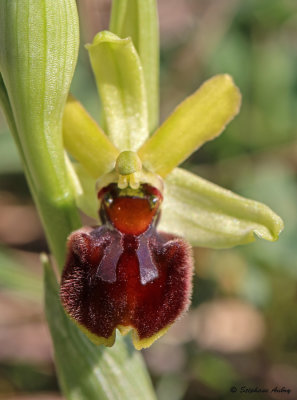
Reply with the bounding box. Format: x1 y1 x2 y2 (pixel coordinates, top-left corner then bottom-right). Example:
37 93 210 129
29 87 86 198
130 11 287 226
60 224 193 342
60 182 193 346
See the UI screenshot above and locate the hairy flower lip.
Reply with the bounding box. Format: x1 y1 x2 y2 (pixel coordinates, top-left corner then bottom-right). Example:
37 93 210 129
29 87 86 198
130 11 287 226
60 181 193 349
60 223 194 350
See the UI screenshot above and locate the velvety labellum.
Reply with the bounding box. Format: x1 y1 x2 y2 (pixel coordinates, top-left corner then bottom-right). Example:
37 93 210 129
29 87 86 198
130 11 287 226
60 184 193 349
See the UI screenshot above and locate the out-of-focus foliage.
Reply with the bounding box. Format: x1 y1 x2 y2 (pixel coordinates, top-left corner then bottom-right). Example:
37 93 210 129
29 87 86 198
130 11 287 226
0 0 297 399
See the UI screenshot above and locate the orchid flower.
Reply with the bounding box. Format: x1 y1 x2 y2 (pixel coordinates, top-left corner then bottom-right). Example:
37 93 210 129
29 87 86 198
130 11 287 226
60 30 283 350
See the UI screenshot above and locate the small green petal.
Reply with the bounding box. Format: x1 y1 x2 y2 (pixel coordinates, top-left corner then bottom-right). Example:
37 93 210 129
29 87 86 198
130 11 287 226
110 0 159 133
63 95 119 178
138 74 241 177
86 31 149 151
159 168 284 248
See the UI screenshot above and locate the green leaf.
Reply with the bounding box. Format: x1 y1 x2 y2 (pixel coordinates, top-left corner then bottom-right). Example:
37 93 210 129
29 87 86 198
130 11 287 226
86 31 149 151
63 95 119 179
0 1 81 268
110 0 159 133
159 168 284 248
44 256 156 400
138 74 241 177
0 0 79 201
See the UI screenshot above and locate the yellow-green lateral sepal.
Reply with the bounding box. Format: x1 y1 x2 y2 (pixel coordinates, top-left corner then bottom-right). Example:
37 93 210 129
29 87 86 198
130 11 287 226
63 95 119 178
43 256 157 400
159 168 284 248
86 31 149 151
138 74 241 177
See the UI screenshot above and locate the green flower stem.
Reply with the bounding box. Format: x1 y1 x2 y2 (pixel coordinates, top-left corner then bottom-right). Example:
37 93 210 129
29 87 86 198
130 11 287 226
0 74 80 270
110 0 159 133
37 193 81 269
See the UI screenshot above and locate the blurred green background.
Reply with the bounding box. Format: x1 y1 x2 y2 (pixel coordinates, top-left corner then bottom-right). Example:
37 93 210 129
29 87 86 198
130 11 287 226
1 0 297 399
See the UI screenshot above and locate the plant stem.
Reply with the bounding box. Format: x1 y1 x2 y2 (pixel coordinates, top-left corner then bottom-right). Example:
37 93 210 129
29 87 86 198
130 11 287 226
0 75 81 269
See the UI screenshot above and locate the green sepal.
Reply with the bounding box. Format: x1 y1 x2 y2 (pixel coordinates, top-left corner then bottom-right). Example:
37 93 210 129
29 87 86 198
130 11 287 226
86 31 149 151
43 256 156 400
110 0 159 133
138 74 241 177
159 168 284 248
